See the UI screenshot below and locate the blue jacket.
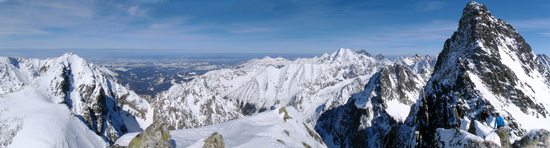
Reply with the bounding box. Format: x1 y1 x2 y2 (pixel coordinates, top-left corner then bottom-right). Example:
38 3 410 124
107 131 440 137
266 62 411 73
494 116 505 128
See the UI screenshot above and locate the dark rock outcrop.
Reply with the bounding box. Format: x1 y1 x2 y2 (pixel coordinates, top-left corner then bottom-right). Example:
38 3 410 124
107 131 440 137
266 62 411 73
315 61 432 147
202 132 225 148
512 129 550 148
128 122 173 148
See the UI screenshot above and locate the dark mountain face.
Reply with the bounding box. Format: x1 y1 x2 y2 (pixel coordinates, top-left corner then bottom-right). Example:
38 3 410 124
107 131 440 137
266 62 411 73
413 2 550 146
537 54 550 86
315 61 433 147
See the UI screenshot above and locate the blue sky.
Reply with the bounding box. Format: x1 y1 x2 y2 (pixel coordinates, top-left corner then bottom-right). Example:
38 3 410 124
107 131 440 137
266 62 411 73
0 0 549 56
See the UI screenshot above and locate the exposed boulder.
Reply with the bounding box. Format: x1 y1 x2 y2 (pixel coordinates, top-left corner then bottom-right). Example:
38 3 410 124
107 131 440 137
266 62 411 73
202 132 225 148
496 128 511 147
512 129 550 148
128 122 173 148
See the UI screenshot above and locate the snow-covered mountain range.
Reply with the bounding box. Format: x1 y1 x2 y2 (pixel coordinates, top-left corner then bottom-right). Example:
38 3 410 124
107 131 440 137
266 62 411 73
316 1 550 147
315 56 434 147
152 48 437 131
0 53 153 146
1 1 549 148
148 49 434 147
0 48 430 148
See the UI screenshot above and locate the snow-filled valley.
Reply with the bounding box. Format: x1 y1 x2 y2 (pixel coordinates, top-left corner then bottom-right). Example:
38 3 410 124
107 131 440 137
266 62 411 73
1 1 550 148
116 107 325 148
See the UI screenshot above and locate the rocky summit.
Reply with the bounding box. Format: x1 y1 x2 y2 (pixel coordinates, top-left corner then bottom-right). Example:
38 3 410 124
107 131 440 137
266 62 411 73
412 1 550 147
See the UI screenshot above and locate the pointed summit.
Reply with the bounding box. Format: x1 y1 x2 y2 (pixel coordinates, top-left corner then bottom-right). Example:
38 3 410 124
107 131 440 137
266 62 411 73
459 2 493 28
435 1 534 71
329 48 361 62
460 1 491 24
413 1 550 146
464 1 488 14
332 48 355 58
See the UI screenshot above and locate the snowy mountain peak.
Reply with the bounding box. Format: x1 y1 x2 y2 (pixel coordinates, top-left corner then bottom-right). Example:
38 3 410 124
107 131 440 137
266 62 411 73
464 1 487 14
334 48 355 56
56 52 86 63
315 55 434 147
60 52 79 58
0 53 154 146
330 48 356 60
319 48 384 64
154 48 394 131
413 1 550 146
395 55 435 77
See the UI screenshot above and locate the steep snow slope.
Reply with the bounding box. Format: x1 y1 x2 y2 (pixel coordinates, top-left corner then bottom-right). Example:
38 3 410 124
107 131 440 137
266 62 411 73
116 107 326 148
537 54 550 86
154 78 242 129
154 48 392 129
0 87 107 147
315 56 435 147
411 1 550 146
0 54 154 145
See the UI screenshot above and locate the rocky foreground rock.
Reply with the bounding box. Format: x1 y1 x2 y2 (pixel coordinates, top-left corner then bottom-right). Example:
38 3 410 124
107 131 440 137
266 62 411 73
128 122 173 148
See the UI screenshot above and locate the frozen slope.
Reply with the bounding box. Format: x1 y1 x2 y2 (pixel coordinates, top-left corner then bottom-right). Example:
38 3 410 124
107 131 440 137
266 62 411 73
116 107 326 148
0 54 154 145
537 54 550 86
0 87 107 147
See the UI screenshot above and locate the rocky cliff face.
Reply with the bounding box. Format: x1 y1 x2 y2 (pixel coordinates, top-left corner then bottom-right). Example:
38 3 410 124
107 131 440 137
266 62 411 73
537 54 550 86
153 79 242 130
410 1 550 146
0 54 154 144
512 129 550 148
315 56 434 147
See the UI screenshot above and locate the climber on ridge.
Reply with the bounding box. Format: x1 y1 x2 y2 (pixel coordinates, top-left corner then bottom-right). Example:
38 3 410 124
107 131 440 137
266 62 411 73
494 112 506 129
493 111 511 147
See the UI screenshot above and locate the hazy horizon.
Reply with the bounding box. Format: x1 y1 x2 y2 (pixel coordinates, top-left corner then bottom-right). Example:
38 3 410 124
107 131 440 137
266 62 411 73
0 48 416 60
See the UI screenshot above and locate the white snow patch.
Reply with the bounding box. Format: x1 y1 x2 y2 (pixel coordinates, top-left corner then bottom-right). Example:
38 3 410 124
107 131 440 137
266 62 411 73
385 99 411 122
460 117 471 131
468 72 550 131
0 87 107 148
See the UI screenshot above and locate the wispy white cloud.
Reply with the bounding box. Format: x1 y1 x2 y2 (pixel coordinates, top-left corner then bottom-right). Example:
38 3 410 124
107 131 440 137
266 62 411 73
415 1 445 11
0 0 175 37
510 18 550 40
227 27 272 34
329 20 456 55
0 0 94 36
511 18 550 30
0 0 547 56
127 5 145 16
538 32 550 37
